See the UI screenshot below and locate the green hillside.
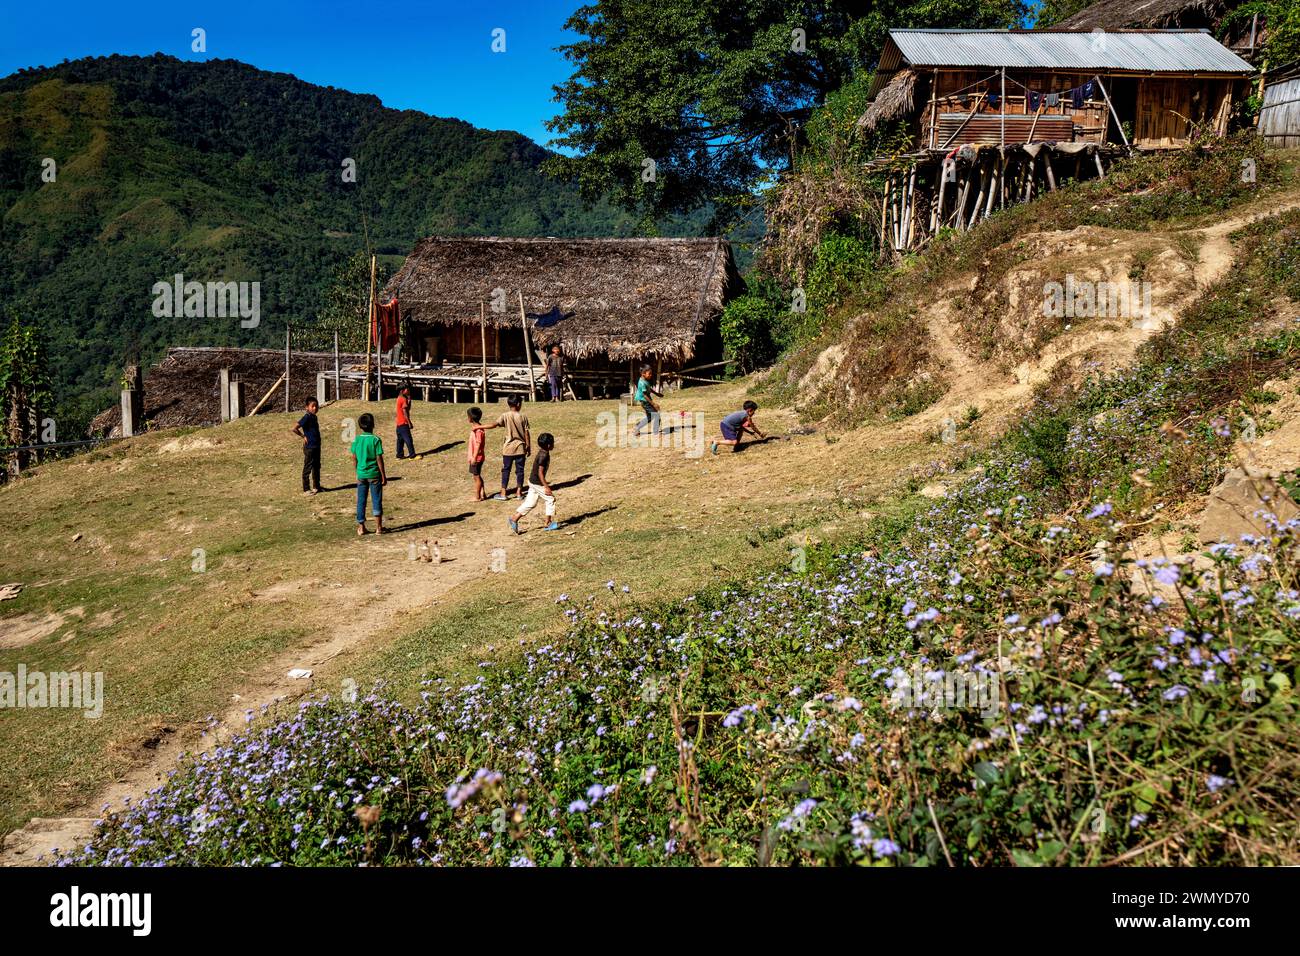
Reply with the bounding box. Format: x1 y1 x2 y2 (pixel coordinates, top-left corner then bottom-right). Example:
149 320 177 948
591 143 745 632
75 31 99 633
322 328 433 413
0 54 648 433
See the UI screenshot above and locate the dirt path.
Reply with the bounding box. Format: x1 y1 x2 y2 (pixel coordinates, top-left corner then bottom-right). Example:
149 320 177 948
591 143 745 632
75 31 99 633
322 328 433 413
903 189 1300 440
2 388 831 864
6 190 1298 866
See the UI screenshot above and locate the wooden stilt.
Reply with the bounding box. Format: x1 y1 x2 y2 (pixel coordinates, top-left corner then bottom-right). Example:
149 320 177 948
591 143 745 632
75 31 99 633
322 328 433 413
518 291 537 402
880 176 891 257
905 164 918 248
932 163 947 234
480 300 489 405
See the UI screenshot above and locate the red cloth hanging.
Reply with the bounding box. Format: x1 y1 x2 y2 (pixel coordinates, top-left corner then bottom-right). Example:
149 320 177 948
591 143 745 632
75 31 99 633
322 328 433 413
372 298 401 352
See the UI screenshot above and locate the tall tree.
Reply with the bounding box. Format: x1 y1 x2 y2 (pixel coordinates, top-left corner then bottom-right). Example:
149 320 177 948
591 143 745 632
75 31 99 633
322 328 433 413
0 315 53 479
546 0 1029 227
308 252 393 354
1033 0 1093 28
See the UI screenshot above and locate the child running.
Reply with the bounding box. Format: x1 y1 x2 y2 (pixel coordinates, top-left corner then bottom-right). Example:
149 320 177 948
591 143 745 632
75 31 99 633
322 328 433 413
350 412 387 535
466 406 487 501
508 432 559 534
632 365 663 437
712 400 766 454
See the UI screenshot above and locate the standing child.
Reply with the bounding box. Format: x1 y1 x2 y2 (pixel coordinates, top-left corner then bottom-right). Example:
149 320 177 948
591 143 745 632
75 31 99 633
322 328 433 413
546 345 566 402
292 398 323 495
509 433 559 533
350 412 387 535
712 400 766 454
466 406 487 501
394 385 415 460
632 365 663 437
487 395 530 500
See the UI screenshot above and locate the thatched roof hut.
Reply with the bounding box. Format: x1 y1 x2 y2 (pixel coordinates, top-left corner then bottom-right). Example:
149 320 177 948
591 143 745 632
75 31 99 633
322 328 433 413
381 236 741 365
1056 0 1232 31
859 68 921 131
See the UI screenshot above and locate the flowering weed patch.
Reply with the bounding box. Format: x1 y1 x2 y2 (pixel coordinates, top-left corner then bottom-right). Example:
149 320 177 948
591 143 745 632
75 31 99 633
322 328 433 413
59 215 1300 867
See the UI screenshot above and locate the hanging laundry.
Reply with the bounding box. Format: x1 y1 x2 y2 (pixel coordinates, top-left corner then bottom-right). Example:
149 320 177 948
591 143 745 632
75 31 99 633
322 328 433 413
988 92 999 108
1083 80 1095 100
1045 92 1060 108
1071 85 1084 110
1028 91 1041 112
373 299 401 352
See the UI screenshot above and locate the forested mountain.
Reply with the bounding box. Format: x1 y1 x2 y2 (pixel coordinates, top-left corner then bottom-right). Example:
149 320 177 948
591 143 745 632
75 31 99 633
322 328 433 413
0 54 650 431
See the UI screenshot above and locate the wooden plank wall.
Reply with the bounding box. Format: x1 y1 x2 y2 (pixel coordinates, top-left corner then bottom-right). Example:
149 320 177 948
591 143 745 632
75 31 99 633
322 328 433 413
923 70 1109 145
921 71 1237 148
1135 79 1233 147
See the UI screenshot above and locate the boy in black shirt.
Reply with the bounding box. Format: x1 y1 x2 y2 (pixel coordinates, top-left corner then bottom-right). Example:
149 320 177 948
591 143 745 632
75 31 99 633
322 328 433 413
508 433 558 533
292 398 323 495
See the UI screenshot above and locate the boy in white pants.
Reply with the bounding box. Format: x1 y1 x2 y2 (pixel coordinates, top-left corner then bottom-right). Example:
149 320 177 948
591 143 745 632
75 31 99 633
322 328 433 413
509 432 559 533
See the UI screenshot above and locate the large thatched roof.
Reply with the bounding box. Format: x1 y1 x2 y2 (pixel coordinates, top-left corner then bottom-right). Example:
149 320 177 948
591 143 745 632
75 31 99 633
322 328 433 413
1057 0 1231 31
380 237 742 362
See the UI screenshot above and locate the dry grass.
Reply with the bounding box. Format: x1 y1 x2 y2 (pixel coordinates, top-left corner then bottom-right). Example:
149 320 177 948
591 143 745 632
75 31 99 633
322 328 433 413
0 383 940 838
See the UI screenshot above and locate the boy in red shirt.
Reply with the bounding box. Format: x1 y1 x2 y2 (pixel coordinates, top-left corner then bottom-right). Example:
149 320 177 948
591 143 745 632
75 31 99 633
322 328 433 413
395 385 416 460
466 406 487 501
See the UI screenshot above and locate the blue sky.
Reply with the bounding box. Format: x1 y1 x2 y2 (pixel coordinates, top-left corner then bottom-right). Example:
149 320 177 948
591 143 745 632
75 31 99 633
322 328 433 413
0 0 585 146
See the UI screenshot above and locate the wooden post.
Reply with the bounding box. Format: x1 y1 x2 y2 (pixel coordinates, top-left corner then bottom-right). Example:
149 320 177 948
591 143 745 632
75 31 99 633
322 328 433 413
363 259 375 401
518 291 537 402
879 175 891 257
371 256 381 402
933 163 948 233
1043 150 1058 191
333 332 340 402
1000 68 1006 146
929 69 939 148
985 154 1000 218
905 163 918 248
284 325 290 413
1094 75 1128 147
939 92 986 150
228 377 244 420
251 374 286 417
120 389 136 438
480 300 489 404
219 367 231 422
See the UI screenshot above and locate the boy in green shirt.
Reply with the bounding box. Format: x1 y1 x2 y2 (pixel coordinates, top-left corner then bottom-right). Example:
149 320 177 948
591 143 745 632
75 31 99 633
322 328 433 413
632 365 663 438
349 413 387 535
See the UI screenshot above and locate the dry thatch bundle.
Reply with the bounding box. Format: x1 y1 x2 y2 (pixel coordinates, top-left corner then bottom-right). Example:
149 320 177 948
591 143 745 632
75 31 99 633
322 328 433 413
1057 0 1230 31
381 237 742 363
858 69 919 131
90 347 365 435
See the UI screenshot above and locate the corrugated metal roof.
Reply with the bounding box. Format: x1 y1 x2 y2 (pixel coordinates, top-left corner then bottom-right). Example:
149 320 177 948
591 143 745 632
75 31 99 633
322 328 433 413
887 29 1254 74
